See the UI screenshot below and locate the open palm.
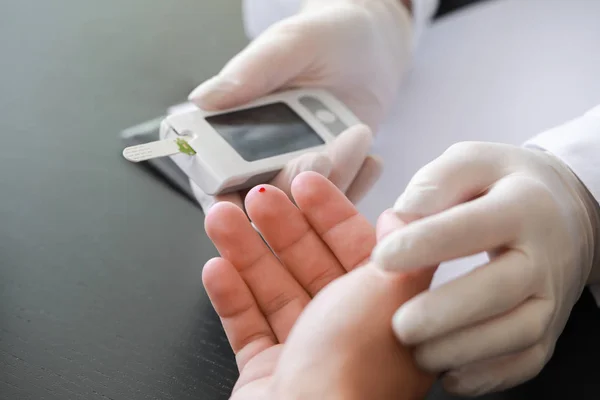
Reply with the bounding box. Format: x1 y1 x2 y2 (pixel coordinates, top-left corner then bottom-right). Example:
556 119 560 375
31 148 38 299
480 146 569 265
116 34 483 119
204 172 436 398
203 172 377 397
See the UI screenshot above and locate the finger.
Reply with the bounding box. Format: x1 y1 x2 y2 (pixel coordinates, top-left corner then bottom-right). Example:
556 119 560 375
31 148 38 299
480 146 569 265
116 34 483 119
442 342 554 396
345 154 384 204
202 258 276 371
393 142 506 219
188 17 311 110
291 171 375 271
190 178 244 211
327 124 373 194
268 152 332 201
245 184 346 296
372 177 524 272
415 298 553 372
376 209 439 288
391 250 533 345
205 202 310 341
376 209 406 241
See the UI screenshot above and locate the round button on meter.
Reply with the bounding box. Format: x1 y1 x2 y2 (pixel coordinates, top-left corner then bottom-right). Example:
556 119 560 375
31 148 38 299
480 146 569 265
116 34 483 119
315 109 337 124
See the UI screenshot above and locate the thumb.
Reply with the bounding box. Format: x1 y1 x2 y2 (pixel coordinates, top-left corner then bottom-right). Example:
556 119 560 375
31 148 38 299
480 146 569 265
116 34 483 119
188 17 312 110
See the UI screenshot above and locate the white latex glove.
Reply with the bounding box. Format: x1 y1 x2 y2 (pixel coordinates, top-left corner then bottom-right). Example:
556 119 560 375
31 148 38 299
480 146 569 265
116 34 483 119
189 0 412 130
372 142 600 396
191 124 381 211
186 0 412 211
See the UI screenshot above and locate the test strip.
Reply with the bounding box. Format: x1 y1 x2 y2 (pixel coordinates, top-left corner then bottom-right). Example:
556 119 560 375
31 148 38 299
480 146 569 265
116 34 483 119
123 137 196 162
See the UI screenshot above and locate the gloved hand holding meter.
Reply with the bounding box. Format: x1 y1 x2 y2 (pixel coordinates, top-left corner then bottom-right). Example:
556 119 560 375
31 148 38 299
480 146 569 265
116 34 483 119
124 89 378 210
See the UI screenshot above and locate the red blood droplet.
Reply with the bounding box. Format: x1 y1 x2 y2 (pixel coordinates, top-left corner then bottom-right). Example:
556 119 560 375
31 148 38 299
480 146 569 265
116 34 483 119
258 187 266 193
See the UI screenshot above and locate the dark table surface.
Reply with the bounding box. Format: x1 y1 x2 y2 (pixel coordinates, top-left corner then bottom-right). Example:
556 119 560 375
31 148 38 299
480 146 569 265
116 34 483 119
2 1 600 399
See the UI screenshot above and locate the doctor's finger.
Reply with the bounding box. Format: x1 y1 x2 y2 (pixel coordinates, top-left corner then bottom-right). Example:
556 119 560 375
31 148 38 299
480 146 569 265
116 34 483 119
190 178 244 212
415 298 553 372
327 124 373 194
188 18 312 110
345 154 383 204
372 177 524 272
392 249 532 345
394 142 505 220
442 342 553 396
269 152 332 202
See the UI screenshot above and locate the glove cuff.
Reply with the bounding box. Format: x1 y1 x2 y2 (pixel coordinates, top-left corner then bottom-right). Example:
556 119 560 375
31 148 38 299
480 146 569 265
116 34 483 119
535 150 600 289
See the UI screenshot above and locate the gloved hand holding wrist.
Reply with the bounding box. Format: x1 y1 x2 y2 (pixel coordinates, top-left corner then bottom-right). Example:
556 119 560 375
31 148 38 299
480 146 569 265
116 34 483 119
371 141 599 395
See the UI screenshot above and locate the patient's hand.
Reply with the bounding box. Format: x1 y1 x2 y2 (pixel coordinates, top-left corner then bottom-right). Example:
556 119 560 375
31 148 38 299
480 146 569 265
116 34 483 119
203 172 434 399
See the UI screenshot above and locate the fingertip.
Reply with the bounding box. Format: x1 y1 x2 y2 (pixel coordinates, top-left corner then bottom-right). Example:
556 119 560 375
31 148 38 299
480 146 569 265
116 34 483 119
335 123 373 148
354 124 374 145
202 257 236 297
187 75 244 111
346 154 384 205
291 170 329 192
245 183 280 200
392 306 415 345
371 229 409 272
307 153 333 177
202 257 225 286
244 184 290 219
204 200 234 226
293 152 332 177
204 201 247 240
350 123 374 137
269 153 332 199
291 171 342 209
326 124 374 192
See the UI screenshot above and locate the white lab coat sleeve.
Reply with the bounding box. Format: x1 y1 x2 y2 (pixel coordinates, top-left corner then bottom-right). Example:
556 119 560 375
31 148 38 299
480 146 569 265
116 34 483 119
242 0 439 40
525 104 600 306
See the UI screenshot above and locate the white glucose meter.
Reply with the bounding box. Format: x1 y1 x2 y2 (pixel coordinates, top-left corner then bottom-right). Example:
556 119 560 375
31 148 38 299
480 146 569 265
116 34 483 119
123 89 360 195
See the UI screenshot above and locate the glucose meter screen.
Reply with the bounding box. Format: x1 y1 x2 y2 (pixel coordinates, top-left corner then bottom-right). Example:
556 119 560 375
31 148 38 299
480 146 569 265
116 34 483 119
206 103 325 162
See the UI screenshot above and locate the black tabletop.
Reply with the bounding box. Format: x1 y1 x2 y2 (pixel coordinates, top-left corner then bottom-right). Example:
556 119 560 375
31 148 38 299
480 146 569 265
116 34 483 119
2 1 599 400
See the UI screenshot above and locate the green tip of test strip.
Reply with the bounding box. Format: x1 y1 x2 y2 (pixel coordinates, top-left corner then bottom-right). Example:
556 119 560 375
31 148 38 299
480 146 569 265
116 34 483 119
176 138 196 156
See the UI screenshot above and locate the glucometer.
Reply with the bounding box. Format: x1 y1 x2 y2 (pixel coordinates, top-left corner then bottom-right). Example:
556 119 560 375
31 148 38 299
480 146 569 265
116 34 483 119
123 89 360 195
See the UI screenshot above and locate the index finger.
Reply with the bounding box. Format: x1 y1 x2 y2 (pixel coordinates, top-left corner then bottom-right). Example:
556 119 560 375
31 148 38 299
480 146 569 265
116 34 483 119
327 124 373 193
372 177 524 272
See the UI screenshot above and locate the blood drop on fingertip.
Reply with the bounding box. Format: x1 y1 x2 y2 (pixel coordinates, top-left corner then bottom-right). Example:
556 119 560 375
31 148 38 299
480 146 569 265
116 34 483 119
258 187 266 193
